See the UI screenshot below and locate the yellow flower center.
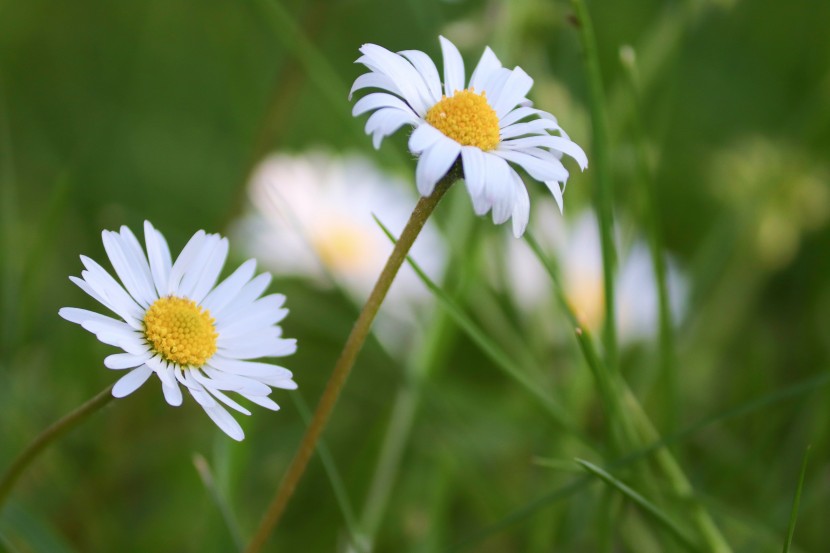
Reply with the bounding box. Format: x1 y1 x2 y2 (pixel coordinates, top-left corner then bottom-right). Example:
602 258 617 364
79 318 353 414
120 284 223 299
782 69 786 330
144 296 218 367
312 221 374 273
425 89 500 151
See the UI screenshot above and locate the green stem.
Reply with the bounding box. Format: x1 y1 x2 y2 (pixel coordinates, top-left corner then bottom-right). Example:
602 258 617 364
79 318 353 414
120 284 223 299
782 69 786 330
621 49 678 429
355 198 477 552
0 385 115 510
243 174 456 553
570 0 618 373
577 458 701 552
621 384 733 552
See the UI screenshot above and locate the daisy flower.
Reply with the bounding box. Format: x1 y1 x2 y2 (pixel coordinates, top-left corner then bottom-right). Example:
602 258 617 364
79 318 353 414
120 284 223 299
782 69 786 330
350 35 588 237
502 207 687 344
59 222 297 441
233 151 446 307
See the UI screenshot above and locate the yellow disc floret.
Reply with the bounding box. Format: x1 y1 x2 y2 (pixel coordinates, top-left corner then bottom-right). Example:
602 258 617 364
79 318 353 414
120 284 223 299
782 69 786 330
144 296 218 367
425 88 500 151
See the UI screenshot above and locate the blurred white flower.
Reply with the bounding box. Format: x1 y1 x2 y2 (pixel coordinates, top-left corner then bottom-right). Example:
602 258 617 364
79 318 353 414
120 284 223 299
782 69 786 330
234 152 446 310
504 206 687 344
350 35 587 237
60 222 297 441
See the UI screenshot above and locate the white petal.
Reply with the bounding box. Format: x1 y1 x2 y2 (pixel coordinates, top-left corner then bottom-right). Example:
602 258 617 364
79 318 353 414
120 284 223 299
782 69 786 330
494 149 569 182
500 119 564 140
101 230 153 308
365 108 419 149
104 351 152 370
78 257 144 326
145 355 177 389
218 296 288 335
501 135 588 170
189 238 229 304
167 230 206 295
356 44 432 115
68 275 109 310
177 234 221 299
415 139 461 197
510 170 531 237
161 379 183 406
399 49 442 103
144 221 173 298
460 146 490 215
408 123 445 155
118 226 157 301
202 384 251 415
184 373 244 441
266 378 297 390
201 259 257 315
59 307 121 327
439 36 465 97
545 180 565 213
483 153 515 225
493 67 533 119
195 368 267 395
469 46 503 94
241 394 280 411
214 272 272 319
349 72 401 100
499 106 558 129
203 403 245 441
480 67 512 108
207 357 294 380
112 365 154 398
217 338 297 360
352 92 415 118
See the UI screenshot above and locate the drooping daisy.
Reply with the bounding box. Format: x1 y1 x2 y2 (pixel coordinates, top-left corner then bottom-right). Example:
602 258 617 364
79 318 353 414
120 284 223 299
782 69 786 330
59 222 297 441
233 151 445 307
350 36 588 237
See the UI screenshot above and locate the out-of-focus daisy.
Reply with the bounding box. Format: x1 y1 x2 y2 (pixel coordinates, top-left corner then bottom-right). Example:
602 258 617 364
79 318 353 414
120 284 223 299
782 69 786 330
503 206 687 344
233 151 445 309
59 222 297 441
350 36 587 237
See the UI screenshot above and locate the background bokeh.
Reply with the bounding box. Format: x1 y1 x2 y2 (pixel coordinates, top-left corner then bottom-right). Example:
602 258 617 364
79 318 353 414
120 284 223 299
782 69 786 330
1 0 829 551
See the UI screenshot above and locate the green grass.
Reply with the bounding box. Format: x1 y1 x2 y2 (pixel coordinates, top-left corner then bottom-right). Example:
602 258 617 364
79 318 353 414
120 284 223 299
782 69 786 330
1 0 829 551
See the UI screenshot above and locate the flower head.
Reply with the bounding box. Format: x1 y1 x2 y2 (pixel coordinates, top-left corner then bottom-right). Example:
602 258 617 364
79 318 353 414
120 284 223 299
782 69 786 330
234 151 445 307
350 36 587 237
503 207 687 344
59 222 297 441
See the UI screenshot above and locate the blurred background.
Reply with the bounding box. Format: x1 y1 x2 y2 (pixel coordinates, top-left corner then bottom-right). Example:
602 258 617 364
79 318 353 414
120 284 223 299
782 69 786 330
1 0 829 551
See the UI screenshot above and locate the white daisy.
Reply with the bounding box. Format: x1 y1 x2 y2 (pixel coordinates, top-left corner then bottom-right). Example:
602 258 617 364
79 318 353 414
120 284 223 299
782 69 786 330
58 222 297 441
233 151 446 308
503 207 687 344
350 35 588 237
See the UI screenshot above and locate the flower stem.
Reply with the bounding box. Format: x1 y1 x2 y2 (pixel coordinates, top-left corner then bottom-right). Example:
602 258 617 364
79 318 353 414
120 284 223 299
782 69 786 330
244 174 456 553
0 384 114 510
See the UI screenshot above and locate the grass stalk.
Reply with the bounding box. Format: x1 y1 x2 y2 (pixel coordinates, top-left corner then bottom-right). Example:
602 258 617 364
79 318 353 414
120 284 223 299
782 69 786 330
569 0 618 372
577 458 701 552
782 445 810 553
620 46 678 428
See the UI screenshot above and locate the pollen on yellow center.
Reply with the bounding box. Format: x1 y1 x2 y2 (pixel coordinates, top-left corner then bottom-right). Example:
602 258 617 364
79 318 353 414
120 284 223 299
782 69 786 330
144 296 218 367
425 88 500 151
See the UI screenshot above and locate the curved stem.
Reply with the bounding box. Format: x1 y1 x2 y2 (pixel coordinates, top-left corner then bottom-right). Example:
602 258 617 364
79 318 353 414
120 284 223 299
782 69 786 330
0 384 115 509
244 174 456 553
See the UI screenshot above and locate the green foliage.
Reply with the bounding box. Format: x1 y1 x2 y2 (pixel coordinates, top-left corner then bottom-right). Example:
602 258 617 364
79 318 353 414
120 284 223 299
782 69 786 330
1 0 829 551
